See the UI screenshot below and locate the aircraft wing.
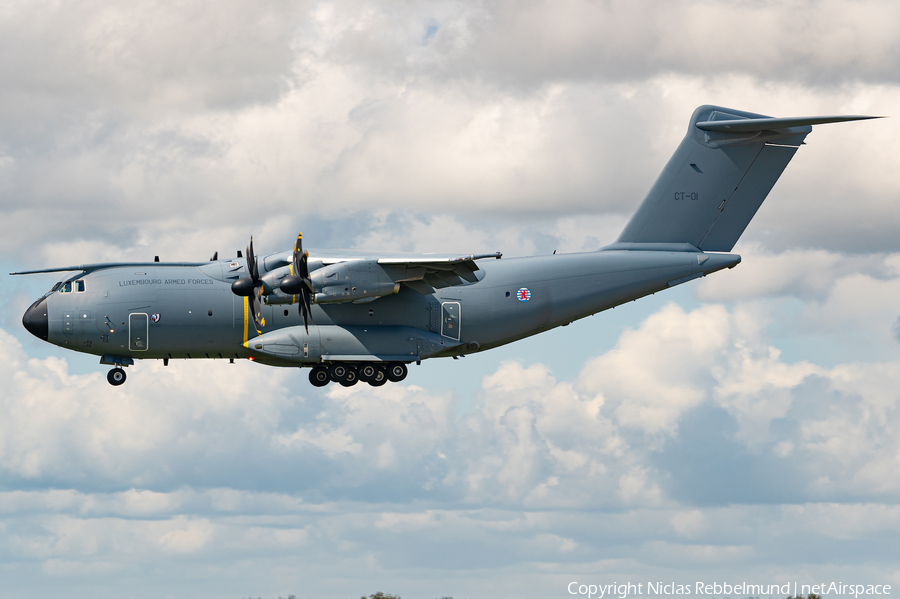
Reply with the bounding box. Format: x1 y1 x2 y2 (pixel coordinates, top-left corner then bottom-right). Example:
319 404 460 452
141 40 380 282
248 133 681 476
10 262 207 275
268 249 504 295
376 253 502 293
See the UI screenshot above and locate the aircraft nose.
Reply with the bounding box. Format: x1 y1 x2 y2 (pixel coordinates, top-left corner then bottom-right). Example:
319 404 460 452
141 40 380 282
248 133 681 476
22 297 49 341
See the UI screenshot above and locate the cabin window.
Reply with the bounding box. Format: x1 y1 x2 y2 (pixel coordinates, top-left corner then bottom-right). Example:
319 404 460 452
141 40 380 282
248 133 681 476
74 280 85 292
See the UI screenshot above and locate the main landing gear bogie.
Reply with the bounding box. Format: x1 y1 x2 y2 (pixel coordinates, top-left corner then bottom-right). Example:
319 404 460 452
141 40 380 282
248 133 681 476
309 362 407 387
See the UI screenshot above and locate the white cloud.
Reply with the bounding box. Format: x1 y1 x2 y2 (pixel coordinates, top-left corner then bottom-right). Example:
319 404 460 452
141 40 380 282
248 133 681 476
2 289 900 593
2 1 898 265
580 304 731 436
696 245 898 302
3 292 900 505
0 0 304 114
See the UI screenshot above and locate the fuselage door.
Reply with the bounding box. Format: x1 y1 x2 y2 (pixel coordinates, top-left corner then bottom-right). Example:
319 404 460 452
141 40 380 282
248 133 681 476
441 301 460 341
129 313 149 351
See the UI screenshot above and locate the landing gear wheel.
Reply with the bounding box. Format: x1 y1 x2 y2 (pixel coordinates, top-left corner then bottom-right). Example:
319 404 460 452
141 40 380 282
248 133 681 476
386 362 408 382
339 368 359 387
358 363 378 382
309 366 330 387
107 368 126 386
368 367 387 387
328 363 349 383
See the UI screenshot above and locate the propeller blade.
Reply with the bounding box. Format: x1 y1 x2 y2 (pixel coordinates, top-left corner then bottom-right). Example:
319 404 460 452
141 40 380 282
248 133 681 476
234 235 265 332
291 232 314 333
247 237 259 281
299 294 311 333
292 233 302 273
249 286 264 332
294 233 310 279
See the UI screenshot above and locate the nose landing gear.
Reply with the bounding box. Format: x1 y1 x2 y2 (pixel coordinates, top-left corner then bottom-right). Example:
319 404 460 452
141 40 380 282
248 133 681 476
107 367 127 386
100 356 133 386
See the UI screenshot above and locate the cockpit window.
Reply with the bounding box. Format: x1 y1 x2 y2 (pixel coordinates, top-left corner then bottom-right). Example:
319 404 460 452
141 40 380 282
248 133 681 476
52 279 85 294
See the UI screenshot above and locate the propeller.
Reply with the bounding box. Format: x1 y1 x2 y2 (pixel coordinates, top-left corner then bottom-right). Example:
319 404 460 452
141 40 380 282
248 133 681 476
279 232 315 333
230 236 265 333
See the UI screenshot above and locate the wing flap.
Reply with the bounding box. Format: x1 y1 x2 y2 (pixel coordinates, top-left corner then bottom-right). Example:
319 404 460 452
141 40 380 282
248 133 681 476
403 280 435 295
377 251 501 293
377 252 502 265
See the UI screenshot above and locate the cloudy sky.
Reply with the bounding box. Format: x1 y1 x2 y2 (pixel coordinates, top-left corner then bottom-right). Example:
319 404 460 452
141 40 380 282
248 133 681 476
2 1 900 597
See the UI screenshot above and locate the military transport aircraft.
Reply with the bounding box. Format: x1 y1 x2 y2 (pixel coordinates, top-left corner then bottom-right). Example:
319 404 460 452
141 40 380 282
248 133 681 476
14 105 880 387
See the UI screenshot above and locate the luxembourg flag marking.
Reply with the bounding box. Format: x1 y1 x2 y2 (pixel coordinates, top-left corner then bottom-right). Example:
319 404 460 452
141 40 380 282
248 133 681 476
517 288 531 302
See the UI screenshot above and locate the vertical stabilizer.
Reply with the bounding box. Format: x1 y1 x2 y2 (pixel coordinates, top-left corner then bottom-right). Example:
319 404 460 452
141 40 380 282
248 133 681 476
614 105 878 252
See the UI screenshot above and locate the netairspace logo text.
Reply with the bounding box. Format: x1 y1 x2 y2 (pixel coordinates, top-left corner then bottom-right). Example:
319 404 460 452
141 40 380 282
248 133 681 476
567 582 893 599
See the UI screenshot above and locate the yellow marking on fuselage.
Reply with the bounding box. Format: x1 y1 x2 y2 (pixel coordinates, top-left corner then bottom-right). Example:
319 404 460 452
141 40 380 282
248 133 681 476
243 296 249 343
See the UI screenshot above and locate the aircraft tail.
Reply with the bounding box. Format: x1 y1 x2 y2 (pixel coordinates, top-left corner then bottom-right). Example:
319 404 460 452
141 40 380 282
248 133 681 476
612 105 879 252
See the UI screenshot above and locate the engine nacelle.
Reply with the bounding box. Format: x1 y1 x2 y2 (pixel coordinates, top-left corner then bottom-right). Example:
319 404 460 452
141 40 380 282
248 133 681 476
310 260 400 304
263 293 298 305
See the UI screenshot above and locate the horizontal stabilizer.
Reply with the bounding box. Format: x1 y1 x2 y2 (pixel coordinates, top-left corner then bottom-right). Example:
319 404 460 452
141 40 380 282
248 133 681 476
696 114 882 133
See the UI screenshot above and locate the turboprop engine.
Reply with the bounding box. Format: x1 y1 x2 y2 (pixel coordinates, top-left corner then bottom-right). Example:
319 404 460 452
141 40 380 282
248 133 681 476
307 260 400 304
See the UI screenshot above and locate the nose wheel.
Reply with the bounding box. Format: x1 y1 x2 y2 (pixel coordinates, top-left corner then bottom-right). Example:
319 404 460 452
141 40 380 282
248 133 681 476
107 367 127 386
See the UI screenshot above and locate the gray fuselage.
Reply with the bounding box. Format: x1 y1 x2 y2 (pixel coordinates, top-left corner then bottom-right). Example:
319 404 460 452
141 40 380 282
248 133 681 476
32 249 739 367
